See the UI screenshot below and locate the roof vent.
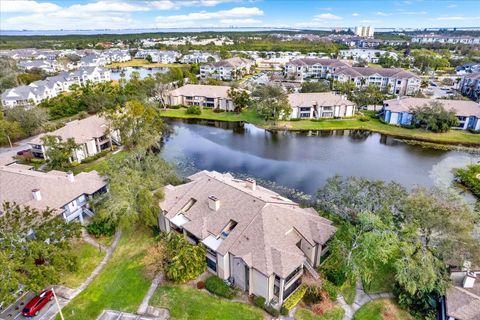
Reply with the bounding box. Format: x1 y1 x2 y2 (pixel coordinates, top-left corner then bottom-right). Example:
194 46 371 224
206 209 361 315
208 195 220 211
32 189 42 201
66 171 75 183
245 178 256 191
463 272 477 288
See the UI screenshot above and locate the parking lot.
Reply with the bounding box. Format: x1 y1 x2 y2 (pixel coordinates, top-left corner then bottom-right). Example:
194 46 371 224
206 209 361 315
0 292 68 320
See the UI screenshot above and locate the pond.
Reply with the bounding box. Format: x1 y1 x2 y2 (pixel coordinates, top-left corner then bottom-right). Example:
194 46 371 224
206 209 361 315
161 119 479 198
110 67 169 80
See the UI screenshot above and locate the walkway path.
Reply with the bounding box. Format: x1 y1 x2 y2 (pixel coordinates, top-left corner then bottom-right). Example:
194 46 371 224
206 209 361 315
137 273 164 315
339 280 394 320
44 230 122 320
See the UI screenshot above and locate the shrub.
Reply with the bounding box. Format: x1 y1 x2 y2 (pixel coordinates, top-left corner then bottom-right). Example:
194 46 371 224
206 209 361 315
186 105 202 115
280 306 289 316
303 284 323 305
86 214 117 238
70 161 80 167
29 158 46 164
455 164 480 198
213 108 225 113
253 296 266 308
282 284 307 313
163 233 206 283
169 105 182 109
358 115 370 122
78 111 88 119
401 124 417 129
322 280 338 301
205 275 236 299
290 118 302 121
323 267 347 287
197 281 205 289
264 305 280 317
80 149 110 164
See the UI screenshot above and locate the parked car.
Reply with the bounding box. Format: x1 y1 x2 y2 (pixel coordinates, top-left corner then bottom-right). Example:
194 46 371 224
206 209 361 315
22 290 53 317
16 149 30 156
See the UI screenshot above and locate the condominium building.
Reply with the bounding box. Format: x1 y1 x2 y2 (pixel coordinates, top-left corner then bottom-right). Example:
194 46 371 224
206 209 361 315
355 26 374 38
284 58 349 81
200 57 254 81
288 92 356 119
165 84 235 111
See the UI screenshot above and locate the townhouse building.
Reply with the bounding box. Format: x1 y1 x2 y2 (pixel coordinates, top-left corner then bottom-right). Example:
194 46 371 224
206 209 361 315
332 67 420 96
28 115 121 162
180 51 219 64
284 58 350 81
0 164 106 224
339 49 398 64
200 57 254 81
1 67 110 108
458 72 480 101
17 60 56 73
288 92 356 119
165 84 236 111
382 97 480 131
158 171 336 308
412 34 480 45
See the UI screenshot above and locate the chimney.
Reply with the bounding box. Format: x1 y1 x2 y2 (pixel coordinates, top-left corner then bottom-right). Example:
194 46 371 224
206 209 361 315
32 189 42 201
66 171 75 183
245 178 256 191
463 272 477 288
208 195 220 211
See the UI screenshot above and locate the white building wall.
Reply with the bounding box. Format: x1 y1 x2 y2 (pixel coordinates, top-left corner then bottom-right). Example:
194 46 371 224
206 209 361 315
251 268 269 300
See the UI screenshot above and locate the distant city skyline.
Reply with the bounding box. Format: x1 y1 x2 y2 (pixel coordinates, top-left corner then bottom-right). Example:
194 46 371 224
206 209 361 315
1 0 479 31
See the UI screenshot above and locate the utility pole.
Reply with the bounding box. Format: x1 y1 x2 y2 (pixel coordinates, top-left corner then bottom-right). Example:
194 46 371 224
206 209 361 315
52 288 65 320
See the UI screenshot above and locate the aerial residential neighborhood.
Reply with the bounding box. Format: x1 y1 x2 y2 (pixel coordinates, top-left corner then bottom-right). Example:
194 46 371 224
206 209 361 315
0 1 480 320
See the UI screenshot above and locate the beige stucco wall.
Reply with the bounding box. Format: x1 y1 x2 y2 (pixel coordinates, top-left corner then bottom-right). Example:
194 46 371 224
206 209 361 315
251 268 270 300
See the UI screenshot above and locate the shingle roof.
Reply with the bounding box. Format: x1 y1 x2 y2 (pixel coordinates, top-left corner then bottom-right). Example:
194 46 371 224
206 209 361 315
288 58 349 68
446 285 480 320
30 115 110 145
288 92 355 107
334 67 418 79
212 57 253 68
168 84 232 99
160 170 336 278
384 97 480 117
0 165 106 213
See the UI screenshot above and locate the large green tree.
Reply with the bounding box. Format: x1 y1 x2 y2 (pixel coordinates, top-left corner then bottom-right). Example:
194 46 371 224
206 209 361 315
106 100 164 151
300 81 331 93
411 101 459 132
227 87 251 112
5 106 48 136
0 111 24 147
99 152 180 228
252 84 292 122
42 135 78 170
0 203 81 304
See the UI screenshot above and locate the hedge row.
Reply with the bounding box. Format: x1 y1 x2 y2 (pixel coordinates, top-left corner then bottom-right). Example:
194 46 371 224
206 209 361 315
282 284 307 313
204 275 236 299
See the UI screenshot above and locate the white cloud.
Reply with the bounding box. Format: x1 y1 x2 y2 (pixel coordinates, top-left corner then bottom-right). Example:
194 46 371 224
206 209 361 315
219 18 262 25
376 11 392 16
352 12 360 17
151 0 236 10
1 0 61 13
313 13 343 21
447 4 457 8
155 6 263 22
67 1 150 13
400 11 427 15
434 16 478 21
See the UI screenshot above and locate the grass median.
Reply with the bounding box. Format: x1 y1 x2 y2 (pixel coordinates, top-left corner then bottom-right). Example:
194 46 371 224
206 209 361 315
57 227 154 320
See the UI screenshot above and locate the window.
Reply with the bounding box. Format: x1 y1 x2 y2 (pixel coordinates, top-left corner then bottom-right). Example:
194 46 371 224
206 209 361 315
285 266 302 284
206 256 217 272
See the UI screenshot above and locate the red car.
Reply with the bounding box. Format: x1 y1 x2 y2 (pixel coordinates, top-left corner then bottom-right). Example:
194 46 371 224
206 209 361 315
22 289 53 317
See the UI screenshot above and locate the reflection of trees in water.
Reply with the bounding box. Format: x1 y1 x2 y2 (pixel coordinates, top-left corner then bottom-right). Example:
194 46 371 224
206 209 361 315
348 130 371 140
170 153 313 204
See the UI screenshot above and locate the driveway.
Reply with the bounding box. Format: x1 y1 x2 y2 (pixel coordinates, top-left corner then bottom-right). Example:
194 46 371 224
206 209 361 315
0 291 68 320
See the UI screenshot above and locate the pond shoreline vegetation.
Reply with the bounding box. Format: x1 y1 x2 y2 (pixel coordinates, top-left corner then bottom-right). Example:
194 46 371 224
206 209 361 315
160 108 480 147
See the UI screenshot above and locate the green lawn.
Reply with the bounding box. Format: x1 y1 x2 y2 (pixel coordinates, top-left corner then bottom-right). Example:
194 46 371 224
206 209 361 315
340 279 357 304
60 241 105 289
160 108 480 146
150 284 264 320
72 150 127 174
354 299 413 320
295 306 345 320
362 263 396 294
57 228 155 320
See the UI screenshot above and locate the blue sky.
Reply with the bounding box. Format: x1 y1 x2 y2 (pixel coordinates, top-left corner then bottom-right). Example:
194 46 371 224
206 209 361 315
1 0 479 30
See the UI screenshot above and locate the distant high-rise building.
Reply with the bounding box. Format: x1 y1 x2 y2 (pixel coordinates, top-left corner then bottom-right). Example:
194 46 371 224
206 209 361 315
355 26 374 38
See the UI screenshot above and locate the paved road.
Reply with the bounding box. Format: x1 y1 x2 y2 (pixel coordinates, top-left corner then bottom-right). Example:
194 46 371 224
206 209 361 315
0 292 68 320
